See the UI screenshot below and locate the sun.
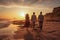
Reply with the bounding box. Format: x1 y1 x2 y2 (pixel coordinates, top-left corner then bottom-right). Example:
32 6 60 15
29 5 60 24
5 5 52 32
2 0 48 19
18 11 26 20
20 12 25 17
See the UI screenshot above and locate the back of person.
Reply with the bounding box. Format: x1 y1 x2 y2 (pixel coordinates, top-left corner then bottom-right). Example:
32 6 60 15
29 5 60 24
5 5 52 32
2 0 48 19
31 12 37 27
38 15 44 22
31 15 36 22
38 12 44 31
24 14 30 27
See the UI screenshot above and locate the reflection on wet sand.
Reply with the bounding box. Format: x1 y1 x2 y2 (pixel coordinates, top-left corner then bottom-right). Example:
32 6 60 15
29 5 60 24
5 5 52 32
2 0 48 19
14 21 60 40
0 21 60 40
0 23 19 40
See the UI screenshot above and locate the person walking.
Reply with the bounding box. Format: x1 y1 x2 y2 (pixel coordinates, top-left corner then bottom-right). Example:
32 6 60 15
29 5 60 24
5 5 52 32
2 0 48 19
31 12 37 28
24 14 30 30
38 12 44 31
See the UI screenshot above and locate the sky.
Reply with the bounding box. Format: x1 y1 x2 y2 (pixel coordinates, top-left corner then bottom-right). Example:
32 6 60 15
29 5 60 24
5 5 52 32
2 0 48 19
0 0 60 20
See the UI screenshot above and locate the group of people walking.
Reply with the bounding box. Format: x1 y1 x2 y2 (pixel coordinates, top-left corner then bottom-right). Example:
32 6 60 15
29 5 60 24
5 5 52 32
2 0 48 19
24 11 44 31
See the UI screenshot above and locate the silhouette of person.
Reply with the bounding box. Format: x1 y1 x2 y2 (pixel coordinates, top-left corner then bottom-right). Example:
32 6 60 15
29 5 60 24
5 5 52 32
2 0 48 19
38 12 44 31
31 12 37 28
24 14 30 30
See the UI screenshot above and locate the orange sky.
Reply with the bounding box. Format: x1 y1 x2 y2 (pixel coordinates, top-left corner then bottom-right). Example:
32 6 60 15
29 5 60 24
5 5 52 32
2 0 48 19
0 6 53 20
0 0 60 20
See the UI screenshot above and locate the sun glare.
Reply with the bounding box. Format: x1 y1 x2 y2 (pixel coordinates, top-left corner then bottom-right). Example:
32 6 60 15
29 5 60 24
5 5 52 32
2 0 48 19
18 11 26 20
20 12 25 17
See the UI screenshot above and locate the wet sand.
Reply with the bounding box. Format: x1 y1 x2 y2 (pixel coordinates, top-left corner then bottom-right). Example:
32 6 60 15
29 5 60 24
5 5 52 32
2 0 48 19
0 21 60 40
14 21 60 40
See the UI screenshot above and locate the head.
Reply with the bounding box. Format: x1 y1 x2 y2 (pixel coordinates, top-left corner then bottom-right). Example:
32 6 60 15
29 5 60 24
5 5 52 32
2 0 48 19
25 13 29 17
33 12 35 15
40 12 42 15
26 13 29 16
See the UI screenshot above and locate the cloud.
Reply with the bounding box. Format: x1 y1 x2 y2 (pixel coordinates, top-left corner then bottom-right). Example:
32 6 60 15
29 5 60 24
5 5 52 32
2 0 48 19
0 0 12 5
0 0 39 6
0 0 60 8
24 0 39 4
0 0 24 6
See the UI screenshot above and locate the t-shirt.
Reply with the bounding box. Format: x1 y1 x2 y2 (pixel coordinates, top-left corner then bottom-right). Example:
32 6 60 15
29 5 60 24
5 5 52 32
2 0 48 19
38 15 44 21
31 15 36 22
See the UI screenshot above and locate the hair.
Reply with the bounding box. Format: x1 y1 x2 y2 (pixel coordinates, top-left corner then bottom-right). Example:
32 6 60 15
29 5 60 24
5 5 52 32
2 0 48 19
33 12 35 14
40 11 42 15
25 13 29 20
26 14 29 16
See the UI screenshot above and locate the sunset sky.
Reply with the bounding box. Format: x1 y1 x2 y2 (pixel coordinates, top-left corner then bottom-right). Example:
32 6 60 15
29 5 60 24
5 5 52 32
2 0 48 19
0 0 60 20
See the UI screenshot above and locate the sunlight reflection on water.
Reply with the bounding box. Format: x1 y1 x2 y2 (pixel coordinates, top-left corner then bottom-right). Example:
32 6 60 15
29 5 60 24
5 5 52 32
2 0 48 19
0 24 19 35
0 24 24 40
